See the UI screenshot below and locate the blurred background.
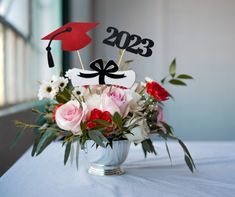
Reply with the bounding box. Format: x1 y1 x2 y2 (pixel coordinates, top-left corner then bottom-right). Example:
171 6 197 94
0 0 235 176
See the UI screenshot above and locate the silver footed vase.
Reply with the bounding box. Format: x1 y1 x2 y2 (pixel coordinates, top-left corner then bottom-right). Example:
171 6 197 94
85 140 131 176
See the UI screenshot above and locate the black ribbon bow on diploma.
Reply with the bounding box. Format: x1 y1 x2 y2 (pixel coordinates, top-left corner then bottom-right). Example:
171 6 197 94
78 59 126 84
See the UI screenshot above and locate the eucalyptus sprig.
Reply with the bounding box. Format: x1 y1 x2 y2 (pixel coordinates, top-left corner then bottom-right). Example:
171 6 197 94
161 58 193 86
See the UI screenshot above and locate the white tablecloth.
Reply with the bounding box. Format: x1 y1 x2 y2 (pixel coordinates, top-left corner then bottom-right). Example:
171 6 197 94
0 141 235 197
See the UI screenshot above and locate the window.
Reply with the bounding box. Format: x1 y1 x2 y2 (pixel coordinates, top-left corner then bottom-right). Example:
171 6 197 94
0 0 62 108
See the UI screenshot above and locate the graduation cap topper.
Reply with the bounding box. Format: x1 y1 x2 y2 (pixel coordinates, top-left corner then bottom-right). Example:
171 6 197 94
42 22 98 67
42 22 136 88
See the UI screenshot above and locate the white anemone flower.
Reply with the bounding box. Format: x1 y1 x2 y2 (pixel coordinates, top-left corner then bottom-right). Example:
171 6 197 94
38 81 59 100
71 87 87 100
53 76 69 91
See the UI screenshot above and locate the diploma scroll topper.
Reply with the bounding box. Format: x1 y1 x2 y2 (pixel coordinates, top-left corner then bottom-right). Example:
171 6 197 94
66 59 136 88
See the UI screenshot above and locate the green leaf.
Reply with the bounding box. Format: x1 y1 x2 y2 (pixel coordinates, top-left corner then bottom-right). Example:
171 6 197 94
161 77 167 84
169 58 176 77
79 138 85 150
160 121 173 135
110 141 114 148
80 122 87 132
88 130 108 148
31 129 42 156
111 112 123 128
43 113 53 120
107 141 113 149
56 94 69 103
185 154 194 173
142 144 147 157
158 130 168 140
36 130 56 155
10 128 26 149
89 125 106 131
70 143 74 165
56 88 71 103
92 119 111 126
165 141 172 166
35 114 47 126
167 135 196 172
64 141 72 165
141 139 156 157
169 79 186 86
178 139 196 169
177 74 193 79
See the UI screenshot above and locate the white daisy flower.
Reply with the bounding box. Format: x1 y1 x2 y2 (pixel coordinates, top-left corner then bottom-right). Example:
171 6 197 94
71 87 87 100
65 70 72 78
38 81 59 100
53 77 69 91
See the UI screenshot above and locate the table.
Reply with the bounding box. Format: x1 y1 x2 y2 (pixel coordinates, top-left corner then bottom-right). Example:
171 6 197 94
1 141 235 197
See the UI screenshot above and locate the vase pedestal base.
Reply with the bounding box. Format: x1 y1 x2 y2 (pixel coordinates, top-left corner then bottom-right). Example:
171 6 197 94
88 164 125 176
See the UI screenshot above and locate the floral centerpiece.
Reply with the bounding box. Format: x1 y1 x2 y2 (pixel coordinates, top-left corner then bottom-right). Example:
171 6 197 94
14 58 196 175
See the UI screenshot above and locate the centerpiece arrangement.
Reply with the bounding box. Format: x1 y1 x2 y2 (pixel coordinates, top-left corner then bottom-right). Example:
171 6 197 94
14 22 196 176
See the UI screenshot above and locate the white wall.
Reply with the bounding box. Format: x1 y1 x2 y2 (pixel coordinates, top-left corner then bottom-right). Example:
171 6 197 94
92 0 235 140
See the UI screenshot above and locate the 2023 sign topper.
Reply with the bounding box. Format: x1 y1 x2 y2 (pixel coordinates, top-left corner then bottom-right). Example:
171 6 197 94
103 26 154 57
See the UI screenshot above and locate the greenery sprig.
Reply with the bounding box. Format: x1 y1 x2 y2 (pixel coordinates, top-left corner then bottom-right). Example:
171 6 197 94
161 58 193 86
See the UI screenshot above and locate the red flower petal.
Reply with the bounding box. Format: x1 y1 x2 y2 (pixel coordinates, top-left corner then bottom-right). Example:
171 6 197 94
146 81 169 101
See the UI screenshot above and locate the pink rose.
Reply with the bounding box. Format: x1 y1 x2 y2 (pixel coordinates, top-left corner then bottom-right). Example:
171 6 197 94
101 94 121 115
85 86 133 117
106 89 133 117
86 93 121 115
55 100 87 135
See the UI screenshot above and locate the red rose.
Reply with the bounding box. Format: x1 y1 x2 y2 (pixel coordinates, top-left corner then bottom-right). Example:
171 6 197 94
100 111 112 123
89 109 102 120
146 81 169 101
53 104 63 121
86 109 112 130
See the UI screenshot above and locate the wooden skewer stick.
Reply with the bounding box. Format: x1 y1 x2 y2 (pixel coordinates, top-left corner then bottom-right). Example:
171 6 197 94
118 49 126 67
76 50 85 70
